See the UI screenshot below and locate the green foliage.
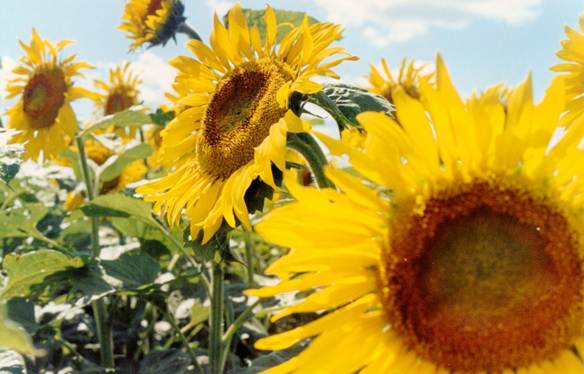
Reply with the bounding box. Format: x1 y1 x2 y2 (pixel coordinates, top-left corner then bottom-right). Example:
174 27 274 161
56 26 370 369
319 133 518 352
100 144 152 182
82 194 157 226
225 8 319 44
149 108 175 126
0 148 21 185
81 109 152 138
101 251 161 290
0 250 84 300
315 83 395 128
0 304 37 356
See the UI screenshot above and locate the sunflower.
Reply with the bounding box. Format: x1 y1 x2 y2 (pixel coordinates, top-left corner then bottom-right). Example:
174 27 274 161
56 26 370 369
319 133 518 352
247 55 584 373
137 4 355 243
119 0 186 50
144 125 163 168
91 63 142 140
4 29 92 161
553 14 584 123
368 57 432 104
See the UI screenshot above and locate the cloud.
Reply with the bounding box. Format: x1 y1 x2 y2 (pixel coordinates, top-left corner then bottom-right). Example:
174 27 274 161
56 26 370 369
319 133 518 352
0 56 18 111
131 51 176 108
206 0 234 17
314 0 542 46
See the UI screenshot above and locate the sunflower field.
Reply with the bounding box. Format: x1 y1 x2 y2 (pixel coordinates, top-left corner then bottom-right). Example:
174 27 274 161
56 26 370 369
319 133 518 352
3 0 584 373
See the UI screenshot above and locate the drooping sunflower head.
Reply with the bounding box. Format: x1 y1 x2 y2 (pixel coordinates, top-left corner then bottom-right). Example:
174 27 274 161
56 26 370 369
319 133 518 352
248 55 584 373
368 57 433 103
553 13 584 123
138 4 356 243
5 29 92 161
119 0 186 50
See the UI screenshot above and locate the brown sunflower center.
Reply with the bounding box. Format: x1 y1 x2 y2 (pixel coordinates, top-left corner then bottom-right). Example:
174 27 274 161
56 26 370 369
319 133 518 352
104 89 135 115
146 0 163 18
22 68 67 129
383 183 583 372
197 60 290 179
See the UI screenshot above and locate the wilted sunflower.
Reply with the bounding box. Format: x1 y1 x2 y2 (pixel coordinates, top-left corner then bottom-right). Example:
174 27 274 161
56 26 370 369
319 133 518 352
119 0 186 49
138 4 355 243
5 29 92 161
553 14 584 123
248 56 584 373
368 57 432 103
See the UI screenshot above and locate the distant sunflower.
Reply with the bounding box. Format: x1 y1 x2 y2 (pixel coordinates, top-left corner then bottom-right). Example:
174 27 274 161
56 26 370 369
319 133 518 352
368 57 432 103
137 4 355 243
248 56 584 373
91 63 142 140
5 29 92 161
553 14 584 123
119 0 186 50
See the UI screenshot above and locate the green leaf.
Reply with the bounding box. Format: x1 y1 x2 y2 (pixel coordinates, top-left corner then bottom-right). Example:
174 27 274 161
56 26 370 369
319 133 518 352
0 350 27 374
81 194 158 226
149 108 175 126
111 218 180 254
0 250 84 300
316 83 395 127
81 109 152 137
0 203 48 239
225 8 319 44
101 251 161 290
139 349 191 374
100 143 152 182
0 148 21 185
0 303 37 357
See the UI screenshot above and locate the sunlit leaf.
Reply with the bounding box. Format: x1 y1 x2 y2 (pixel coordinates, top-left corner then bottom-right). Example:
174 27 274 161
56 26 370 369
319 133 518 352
100 143 152 182
81 109 152 137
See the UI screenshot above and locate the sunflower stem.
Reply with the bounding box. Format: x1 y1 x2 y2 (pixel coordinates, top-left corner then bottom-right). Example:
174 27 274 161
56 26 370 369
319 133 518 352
244 232 255 287
287 133 334 189
75 136 115 370
307 91 357 131
209 250 225 374
177 22 202 41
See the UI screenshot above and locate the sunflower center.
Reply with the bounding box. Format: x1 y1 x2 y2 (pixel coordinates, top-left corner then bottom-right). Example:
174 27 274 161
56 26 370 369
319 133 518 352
146 0 163 17
22 68 67 129
383 183 583 372
104 89 135 115
197 60 290 179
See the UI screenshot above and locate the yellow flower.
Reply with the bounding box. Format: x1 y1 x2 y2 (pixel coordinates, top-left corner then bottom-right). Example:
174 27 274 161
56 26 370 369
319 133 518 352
144 125 163 168
553 14 584 123
102 160 148 194
368 57 432 103
248 56 584 373
64 191 86 211
138 4 355 243
91 63 142 140
5 29 92 161
119 0 186 50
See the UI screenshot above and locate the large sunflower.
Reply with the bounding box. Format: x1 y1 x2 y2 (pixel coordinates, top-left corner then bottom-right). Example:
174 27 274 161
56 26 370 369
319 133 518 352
119 0 186 50
5 29 92 161
137 4 355 243
553 14 584 123
248 56 584 373
368 57 432 104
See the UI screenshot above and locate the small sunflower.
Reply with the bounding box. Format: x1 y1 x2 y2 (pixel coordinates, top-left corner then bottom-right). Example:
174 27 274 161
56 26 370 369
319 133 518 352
5 29 92 161
119 0 186 50
137 4 355 243
553 14 584 123
368 57 432 103
91 63 142 140
248 56 584 373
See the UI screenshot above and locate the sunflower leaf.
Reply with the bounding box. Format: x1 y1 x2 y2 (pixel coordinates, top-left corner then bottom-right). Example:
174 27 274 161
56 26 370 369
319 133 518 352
101 250 161 291
0 250 84 300
313 83 395 129
81 108 152 138
99 143 152 182
81 194 159 227
225 8 319 44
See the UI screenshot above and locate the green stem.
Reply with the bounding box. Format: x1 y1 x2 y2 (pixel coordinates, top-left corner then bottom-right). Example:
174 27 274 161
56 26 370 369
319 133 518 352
287 133 334 189
244 233 255 287
75 136 114 370
209 254 225 374
160 307 205 374
177 22 202 41
219 299 261 368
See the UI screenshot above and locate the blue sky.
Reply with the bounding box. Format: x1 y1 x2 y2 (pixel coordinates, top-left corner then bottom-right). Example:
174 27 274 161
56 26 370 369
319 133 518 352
1 0 584 118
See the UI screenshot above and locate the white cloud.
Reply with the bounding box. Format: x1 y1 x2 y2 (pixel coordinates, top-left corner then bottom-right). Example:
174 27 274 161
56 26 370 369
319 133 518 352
314 0 542 46
131 51 176 108
206 0 234 17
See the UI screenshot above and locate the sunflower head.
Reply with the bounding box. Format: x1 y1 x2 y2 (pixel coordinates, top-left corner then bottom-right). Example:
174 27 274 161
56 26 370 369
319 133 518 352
138 4 356 243
368 57 432 104
248 55 584 373
552 13 584 123
119 0 186 50
5 29 92 161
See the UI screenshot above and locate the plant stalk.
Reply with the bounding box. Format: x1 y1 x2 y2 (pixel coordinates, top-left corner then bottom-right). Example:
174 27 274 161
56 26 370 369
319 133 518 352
75 136 115 370
287 133 334 189
209 253 225 374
